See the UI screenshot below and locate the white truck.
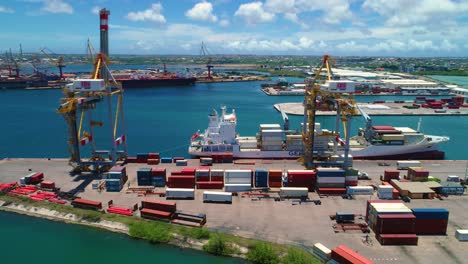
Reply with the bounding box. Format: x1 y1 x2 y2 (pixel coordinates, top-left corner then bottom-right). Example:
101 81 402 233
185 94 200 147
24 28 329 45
203 191 232 204
165 188 195 200
397 160 421 170
279 187 309 198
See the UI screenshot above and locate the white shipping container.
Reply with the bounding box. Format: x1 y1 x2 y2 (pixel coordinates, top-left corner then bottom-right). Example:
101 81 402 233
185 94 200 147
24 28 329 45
397 160 421 169
203 191 232 203
345 176 358 181
260 124 281 130
378 185 394 192
378 192 393 199
321 80 356 93
225 177 251 184
72 79 106 92
280 187 308 198
166 188 195 199
224 184 251 192
346 186 374 195
224 170 252 178
176 159 188 166
261 140 283 146
317 177 346 183
455 230 468 241
312 243 331 260
261 146 283 151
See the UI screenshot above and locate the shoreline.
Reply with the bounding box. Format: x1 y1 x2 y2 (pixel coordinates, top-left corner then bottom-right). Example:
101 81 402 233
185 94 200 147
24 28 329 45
0 198 249 260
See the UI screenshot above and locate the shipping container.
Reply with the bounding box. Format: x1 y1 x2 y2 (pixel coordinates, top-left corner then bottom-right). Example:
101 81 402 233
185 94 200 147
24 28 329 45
317 177 346 183
336 212 354 223
203 191 232 204
150 167 166 176
376 234 418 246
141 200 176 213
254 170 268 188
365 200 403 221
148 153 160 159
176 159 188 166
397 160 421 170
140 208 172 220
318 188 346 195
200 157 213 166
161 157 172 163
196 181 224 189
384 170 400 182
71 198 102 210
375 214 416 234
224 184 251 192
40 181 55 189
331 245 374 264
165 188 195 199
411 208 449 220
347 186 374 195
312 243 331 262
279 187 308 198
455 230 468 241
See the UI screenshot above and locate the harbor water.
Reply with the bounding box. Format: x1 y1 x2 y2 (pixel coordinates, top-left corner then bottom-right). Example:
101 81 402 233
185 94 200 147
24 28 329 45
0 76 466 159
0 211 243 263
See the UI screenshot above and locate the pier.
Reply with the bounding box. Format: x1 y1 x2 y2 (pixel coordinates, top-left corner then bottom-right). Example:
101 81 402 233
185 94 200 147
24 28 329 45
274 102 468 116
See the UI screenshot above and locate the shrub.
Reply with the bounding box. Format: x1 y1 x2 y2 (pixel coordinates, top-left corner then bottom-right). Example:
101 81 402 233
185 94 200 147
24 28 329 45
203 233 227 256
181 227 210 240
247 242 279 264
282 247 319 264
129 221 172 243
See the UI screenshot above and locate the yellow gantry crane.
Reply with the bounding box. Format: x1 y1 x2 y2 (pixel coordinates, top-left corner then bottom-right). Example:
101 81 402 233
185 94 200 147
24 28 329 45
40 47 66 80
301 55 358 169
57 45 127 173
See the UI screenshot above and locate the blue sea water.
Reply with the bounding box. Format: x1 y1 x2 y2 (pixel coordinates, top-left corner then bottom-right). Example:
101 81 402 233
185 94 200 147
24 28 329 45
0 77 466 160
0 211 243 264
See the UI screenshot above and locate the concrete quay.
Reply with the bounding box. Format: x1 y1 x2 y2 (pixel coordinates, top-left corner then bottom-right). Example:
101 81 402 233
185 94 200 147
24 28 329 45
275 102 468 116
1 158 467 264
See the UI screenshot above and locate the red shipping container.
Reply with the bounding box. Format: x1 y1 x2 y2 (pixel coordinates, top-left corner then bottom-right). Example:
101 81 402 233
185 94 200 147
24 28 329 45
181 168 196 175
72 198 102 209
197 181 224 189
171 171 184 176
173 157 185 162
345 180 358 186
331 245 374 264
147 159 159 165
365 200 402 222
140 208 172 220
141 200 176 213
318 188 346 195
125 157 137 163
376 234 418 246
269 170 282 177
414 219 448 235
136 158 147 164
268 181 282 188
375 214 416 234
196 176 210 182
40 181 55 189
384 170 400 181
211 176 224 182
148 153 160 159
151 168 166 176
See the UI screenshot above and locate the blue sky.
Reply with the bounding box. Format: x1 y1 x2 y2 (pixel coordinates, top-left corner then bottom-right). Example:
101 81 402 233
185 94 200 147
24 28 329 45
1 0 468 56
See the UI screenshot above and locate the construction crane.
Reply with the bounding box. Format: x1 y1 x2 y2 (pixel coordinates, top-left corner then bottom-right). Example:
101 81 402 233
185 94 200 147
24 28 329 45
301 55 358 169
57 8 127 173
200 42 214 80
40 47 65 80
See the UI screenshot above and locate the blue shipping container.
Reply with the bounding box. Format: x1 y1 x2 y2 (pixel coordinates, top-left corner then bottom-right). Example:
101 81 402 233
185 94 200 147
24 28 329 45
161 157 173 163
106 185 122 192
255 170 268 188
106 179 122 186
137 168 151 177
137 179 152 186
411 208 449 220
107 172 123 180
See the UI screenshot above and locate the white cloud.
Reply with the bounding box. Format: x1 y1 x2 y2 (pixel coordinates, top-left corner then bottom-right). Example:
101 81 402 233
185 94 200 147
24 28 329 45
41 0 73 14
0 6 14 13
440 39 457 51
185 2 218 22
234 2 275 24
126 3 166 24
363 0 468 27
265 0 296 13
91 6 100 15
219 19 230 27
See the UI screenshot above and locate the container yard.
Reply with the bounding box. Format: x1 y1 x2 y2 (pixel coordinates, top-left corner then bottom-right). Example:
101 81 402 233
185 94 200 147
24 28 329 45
1 158 468 263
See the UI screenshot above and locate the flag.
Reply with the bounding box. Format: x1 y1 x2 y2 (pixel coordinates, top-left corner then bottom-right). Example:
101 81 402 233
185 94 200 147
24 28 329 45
191 130 200 141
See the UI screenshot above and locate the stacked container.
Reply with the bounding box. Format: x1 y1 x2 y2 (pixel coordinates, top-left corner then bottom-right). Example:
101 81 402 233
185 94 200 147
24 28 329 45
268 170 283 187
365 200 403 223
147 153 160 165
150 168 166 187
383 170 400 182
286 170 316 191
382 182 400 199
224 170 252 192
212 153 233 163
106 167 127 192
168 168 196 188
376 234 418 246
285 135 303 151
105 178 123 192
254 170 268 188
412 208 449 235
136 153 149 163
345 168 359 186
407 167 429 181
197 167 224 189
377 185 394 199
316 167 346 195
260 129 283 151
160 157 172 163
140 200 176 221
137 168 152 186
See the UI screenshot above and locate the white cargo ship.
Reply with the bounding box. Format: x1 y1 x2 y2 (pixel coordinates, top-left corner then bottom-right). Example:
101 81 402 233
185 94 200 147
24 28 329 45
188 107 449 160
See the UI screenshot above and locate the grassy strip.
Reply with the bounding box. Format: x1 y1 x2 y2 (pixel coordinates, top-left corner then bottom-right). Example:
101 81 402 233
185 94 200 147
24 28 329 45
0 193 320 263
255 68 307 78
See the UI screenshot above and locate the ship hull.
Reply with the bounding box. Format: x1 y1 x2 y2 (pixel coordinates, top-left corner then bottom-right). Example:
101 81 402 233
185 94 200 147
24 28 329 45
118 77 196 88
